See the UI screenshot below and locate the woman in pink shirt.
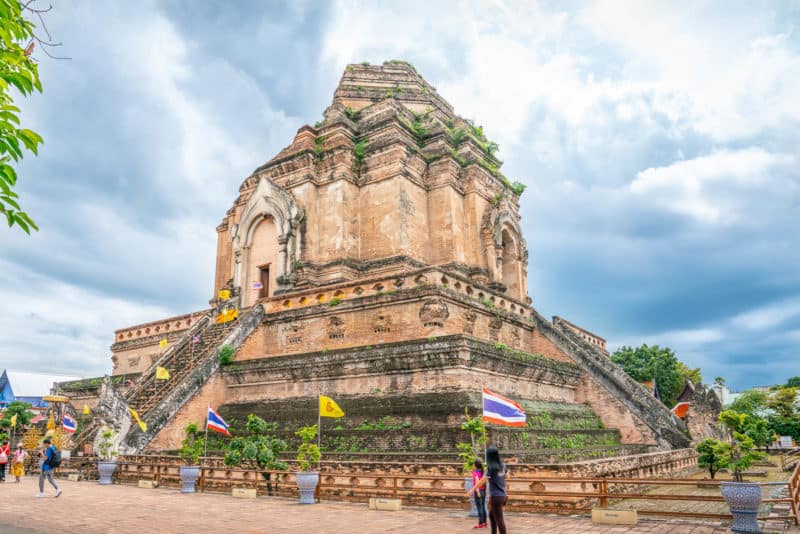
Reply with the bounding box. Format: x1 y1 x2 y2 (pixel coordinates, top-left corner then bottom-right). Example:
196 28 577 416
471 458 487 529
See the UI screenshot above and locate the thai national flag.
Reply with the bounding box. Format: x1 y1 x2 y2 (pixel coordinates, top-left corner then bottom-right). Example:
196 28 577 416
207 406 231 436
481 388 527 427
62 414 78 433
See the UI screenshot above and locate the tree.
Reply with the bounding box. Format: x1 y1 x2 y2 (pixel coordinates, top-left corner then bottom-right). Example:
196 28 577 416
728 432 765 482
180 422 205 466
728 389 768 415
766 387 797 419
696 438 732 479
0 400 33 428
714 377 726 387
610 344 684 406
787 377 800 388
457 407 488 473
223 414 288 473
677 361 702 385
718 410 766 482
0 0 46 234
742 415 772 449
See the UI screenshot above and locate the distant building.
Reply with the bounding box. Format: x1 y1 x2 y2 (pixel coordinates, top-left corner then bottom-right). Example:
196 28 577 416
0 369 79 410
711 383 741 407
555 317 608 353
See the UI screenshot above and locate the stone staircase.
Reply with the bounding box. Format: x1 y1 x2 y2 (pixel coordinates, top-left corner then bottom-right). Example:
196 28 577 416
119 304 265 453
531 312 690 449
126 317 232 416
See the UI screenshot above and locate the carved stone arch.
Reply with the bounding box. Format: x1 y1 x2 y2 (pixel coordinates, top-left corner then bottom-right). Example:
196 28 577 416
479 200 528 301
232 176 305 304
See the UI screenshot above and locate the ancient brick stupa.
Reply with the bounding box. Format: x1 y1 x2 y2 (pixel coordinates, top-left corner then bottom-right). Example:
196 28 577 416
65 61 689 458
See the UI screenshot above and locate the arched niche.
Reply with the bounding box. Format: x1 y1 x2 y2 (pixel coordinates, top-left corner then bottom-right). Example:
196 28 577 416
232 176 305 305
480 200 529 302
501 228 521 299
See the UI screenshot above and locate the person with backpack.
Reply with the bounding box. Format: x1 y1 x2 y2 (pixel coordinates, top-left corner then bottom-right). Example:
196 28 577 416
0 440 9 482
37 437 62 498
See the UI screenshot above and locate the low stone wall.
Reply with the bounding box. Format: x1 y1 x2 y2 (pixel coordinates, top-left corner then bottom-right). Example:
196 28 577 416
83 448 697 513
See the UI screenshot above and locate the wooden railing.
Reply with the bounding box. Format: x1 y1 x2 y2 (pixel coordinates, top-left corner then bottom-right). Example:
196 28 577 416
45 455 798 526
789 462 800 526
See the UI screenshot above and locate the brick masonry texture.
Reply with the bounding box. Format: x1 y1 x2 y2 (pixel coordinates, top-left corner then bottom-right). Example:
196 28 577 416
65 61 688 461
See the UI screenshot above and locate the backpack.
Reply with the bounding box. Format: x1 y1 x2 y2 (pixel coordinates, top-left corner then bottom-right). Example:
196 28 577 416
47 447 62 468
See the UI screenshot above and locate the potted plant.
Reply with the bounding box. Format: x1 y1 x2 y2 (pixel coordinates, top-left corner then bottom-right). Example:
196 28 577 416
224 414 288 495
458 408 488 518
718 410 766 533
179 422 205 493
294 424 321 504
96 428 118 485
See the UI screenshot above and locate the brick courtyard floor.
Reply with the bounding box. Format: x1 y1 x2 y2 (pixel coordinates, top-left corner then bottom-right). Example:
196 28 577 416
0 477 797 534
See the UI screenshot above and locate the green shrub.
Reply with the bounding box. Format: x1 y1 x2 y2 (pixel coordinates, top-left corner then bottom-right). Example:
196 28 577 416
223 414 288 472
180 422 205 465
219 344 234 366
295 424 321 471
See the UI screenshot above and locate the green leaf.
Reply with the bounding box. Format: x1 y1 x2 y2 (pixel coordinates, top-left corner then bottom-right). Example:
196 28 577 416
18 128 42 154
12 212 29 234
16 210 37 231
1 193 20 210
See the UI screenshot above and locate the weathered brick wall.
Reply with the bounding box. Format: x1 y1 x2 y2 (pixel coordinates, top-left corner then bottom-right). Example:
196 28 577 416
574 373 654 445
530 329 575 364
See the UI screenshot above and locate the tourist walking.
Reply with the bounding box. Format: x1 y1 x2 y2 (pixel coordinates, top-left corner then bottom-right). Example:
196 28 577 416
0 440 10 482
467 446 509 534
11 443 26 482
37 438 62 498
471 458 487 529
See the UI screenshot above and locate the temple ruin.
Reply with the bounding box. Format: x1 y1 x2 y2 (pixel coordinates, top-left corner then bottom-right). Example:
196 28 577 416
63 61 690 461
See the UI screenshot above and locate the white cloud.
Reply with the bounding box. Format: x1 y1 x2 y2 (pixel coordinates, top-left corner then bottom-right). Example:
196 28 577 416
731 299 800 331
630 149 795 224
0 259 172 376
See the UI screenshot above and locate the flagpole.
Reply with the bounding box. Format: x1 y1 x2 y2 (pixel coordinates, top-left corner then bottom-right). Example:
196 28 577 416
203 407 209 466
317 395 322 471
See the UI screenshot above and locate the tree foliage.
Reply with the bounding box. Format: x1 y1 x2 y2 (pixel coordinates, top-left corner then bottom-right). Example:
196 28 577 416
180 422 205 465
787 376 800 388
696 438 731 479
223 414 288 472
0 400 33 428
610 344 684 406
0 0 44 234
677 361 702 385
766 386 797 419
728 389 768 415
717 410 766 481
457 407 488 473
295 424 320 472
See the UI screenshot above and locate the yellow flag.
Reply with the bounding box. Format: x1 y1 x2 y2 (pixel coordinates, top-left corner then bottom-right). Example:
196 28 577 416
128 407 147 432
215 308 238 324
156 367 170 380
218 289 230 300
83 404 90 415
159 338 168 348
10 414 17 428
320 395 344 418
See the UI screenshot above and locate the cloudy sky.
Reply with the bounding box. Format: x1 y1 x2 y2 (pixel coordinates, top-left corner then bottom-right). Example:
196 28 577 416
1 0 798 390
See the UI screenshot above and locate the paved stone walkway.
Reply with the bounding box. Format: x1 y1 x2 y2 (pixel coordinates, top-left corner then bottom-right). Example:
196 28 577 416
0 478 796 533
